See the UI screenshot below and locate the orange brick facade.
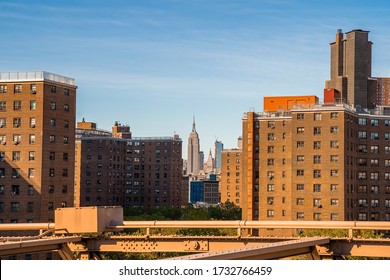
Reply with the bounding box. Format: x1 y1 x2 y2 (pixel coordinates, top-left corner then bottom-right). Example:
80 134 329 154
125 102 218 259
0 72 76 223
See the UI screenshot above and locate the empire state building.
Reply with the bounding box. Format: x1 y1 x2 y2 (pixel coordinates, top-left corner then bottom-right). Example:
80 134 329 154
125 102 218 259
187 116 200 175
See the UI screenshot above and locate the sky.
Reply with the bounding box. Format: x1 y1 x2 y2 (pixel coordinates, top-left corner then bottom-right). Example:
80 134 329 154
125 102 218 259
1 0 390 159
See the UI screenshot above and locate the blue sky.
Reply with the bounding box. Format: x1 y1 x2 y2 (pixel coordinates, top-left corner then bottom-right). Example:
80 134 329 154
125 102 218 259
2 0 390 158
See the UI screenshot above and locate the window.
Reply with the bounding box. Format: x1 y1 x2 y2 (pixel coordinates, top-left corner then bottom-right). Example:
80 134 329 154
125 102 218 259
50 102 56 110
63 153 68 161
297 113 304 120
267 146 274 153
51 86 56 93
267 171 274 180
331 199 339 206
331 213 339 220
330 112 339 119
11 185 20 195
64 88 69 96
14 84 22 93
313 184 321 192
0 101 6 111
11 151 20 162
48 202 54 211
359 118 367 125
13 100 21 111
13 117 21 128
297 198 304 205
330 155 339 162
358 199 368 207
267 158 274 166
371 159 379 166
370 132 379 140
385 173 390 181
330 126 339 133
267 210 274 218
64 120 69 128
358 158 367 166
30 117 36 128
49 168 55 177
371 199 379 207
371 119 379 126
313 155 321 164
385 146 390 154
30 84 37 93
385 159 390 167
313 198 322 207
0 135 6 145
0 118 5 128
27 185 34 196
314 170 321 178
330 184 338 191
297 141 304 148
314 113 321 121
267 184 274 192
30 100 36 110
0 85 7 93
297 170 304 176
297 212 304 219
297 155 304 162
48 185 54 193
12 168 20 178
358 144 367 153
29 134 36 144
297 127 305 134
358 213 367 221
28 168 35 178
13 134 21 145
386 199 390 208
371 145 379 154
331 170 339 177
267 133 274 140
49 135 55 143
64 104 69 112
62 169 68 177
11 202 20 212
296 184 304 191
63 136 69 144
268 121 275 128
358 185 367 193
359 131 367 139
313 141 321 149
371 185 379 193
314 127 321 135
267 197 274 205
50 119 56 127
358 172 367 180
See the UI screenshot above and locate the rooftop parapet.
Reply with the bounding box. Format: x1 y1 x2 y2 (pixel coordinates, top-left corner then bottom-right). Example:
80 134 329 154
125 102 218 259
0 71 76 86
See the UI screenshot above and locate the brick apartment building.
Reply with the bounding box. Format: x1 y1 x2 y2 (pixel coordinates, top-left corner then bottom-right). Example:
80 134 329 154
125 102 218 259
75 120 184 209
220 149 242 207
241 30 390 228
0 71 76 223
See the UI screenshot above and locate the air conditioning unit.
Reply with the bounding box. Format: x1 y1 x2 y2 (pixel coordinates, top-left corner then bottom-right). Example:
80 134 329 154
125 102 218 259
1 141 6 145
0 124 4 128
14 124 19 128
317 205 323 208
13 141 20 145
30 124 35 128
30 90 36 94
12 175 17 178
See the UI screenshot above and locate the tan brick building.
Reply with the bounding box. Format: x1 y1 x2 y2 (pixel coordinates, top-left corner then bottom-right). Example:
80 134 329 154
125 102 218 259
75 121 184 209
243 103 390 224
220 149 242 207
0 71 76 223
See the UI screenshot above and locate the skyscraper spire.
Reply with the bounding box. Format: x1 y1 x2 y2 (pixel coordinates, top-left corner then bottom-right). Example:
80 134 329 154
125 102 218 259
192 114 196 132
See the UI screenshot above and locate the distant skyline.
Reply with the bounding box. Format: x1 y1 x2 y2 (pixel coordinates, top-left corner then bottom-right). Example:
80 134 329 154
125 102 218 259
2 0 390 158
